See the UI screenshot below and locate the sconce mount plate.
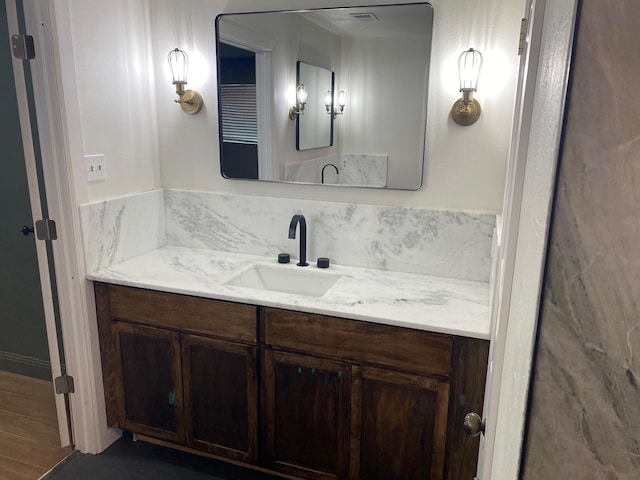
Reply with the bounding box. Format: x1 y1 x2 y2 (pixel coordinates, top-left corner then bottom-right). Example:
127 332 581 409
178 90 204 115
289 106 301 120
451 98 481 126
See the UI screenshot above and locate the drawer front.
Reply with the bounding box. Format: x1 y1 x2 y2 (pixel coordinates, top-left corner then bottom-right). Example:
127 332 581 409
106 284 257 343
263 308 453 378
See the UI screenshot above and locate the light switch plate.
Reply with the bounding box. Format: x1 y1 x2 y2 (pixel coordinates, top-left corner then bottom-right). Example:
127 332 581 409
86 154 106 182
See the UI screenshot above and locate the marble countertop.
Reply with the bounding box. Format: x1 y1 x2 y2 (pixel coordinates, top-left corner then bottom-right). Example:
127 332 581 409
86 246 491 340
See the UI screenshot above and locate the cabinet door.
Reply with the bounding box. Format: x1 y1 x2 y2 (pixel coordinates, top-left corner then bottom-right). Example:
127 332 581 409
262 350 351 480
350 366 449 480
112 322 184 443
182 334 258 463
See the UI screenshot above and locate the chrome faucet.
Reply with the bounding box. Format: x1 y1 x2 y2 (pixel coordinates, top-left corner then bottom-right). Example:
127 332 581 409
288 214 308 266
321 163 339 184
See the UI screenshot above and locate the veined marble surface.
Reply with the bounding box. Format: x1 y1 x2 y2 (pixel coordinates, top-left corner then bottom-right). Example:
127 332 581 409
523 2 640 478
165 190 495 281
337 154 387 187
87 246 490 339
79 189 166 273
284 154 388 187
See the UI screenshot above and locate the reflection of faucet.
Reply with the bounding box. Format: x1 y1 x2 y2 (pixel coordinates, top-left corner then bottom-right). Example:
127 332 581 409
288 214 308 266
321 163 339 184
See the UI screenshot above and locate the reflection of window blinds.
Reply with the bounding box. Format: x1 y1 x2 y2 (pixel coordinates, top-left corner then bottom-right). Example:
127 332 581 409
220 84 258 144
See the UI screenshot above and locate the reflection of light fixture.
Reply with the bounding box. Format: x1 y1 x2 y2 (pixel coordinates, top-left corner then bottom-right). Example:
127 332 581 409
167 48 203 115
289 84 308 119
324 90 332 113
451 48 483 126
324 89 346 118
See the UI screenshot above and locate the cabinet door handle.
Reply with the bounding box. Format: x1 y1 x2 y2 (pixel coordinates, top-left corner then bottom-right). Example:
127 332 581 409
168 391 176 405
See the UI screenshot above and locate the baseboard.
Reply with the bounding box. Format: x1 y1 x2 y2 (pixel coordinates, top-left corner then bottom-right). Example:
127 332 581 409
0 350 52 381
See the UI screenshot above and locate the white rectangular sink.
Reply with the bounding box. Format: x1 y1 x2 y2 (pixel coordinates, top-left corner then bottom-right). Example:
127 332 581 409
225 264 341 297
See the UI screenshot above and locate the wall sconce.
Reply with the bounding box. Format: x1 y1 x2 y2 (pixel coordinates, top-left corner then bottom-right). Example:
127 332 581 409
324 90 346 118
167 48 203 115
450 48 483 126
289 84 308 119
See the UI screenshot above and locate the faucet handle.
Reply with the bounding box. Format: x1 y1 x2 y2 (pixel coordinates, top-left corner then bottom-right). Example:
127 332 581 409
317 257 330 268
278 253 291 264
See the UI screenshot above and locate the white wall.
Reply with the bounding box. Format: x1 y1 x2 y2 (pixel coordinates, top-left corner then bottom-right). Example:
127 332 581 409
68 0 525 212
68 0 160 203
340 35 429 188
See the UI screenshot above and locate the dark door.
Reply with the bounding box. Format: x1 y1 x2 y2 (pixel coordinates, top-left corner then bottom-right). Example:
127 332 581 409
112 322 185 443
0 0 71 447
351 367 450 480
262 349 351 480
0 0 52 381
182 334 258 463
218 43 259 180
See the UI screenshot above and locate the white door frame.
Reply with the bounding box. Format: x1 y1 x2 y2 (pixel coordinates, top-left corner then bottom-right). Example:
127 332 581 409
480 0 579 478
20 0 119 454
5 0 70 447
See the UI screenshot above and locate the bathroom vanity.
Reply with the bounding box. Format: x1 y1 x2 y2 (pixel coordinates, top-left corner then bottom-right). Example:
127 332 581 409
95 283 487 479
91 242 490 480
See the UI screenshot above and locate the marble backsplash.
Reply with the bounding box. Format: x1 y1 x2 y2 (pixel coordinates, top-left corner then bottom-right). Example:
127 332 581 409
80 189 496 282
80 189 165 273
283 154 388 187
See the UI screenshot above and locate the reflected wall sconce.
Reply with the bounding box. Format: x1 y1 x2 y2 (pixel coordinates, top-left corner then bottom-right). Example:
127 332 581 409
324 90 346 118
167 48 203 115
289 84 308 119
450 48 483 126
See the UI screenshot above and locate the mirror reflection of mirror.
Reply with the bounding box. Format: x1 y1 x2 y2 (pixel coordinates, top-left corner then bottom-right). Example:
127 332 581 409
296 61 334 151
216 3 434 190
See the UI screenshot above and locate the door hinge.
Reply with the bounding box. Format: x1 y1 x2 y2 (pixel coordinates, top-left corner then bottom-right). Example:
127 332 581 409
54 375 75 394
518 18 528 55
11 34 35 60
35 219 57 241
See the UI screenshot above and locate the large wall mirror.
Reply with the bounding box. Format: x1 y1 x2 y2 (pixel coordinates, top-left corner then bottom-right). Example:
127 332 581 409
216 3 434 190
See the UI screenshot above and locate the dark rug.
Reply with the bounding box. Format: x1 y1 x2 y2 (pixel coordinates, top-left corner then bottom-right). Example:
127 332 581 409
43 433 280 480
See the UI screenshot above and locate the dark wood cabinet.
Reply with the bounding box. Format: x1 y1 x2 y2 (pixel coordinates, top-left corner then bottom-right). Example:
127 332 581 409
95 283 259 464
182 334 258 463
112 321 184 443
350 367 449 480
262 350 351 479
262 308 465 480
95 283 489 479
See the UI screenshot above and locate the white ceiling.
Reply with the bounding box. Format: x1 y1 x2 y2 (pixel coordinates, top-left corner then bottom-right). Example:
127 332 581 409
296 4 432 39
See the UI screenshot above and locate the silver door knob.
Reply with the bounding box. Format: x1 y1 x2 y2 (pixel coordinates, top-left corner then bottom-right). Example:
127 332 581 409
463 412 485 437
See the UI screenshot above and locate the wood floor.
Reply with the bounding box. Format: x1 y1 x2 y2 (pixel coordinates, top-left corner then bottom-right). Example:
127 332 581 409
0 371 72 480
